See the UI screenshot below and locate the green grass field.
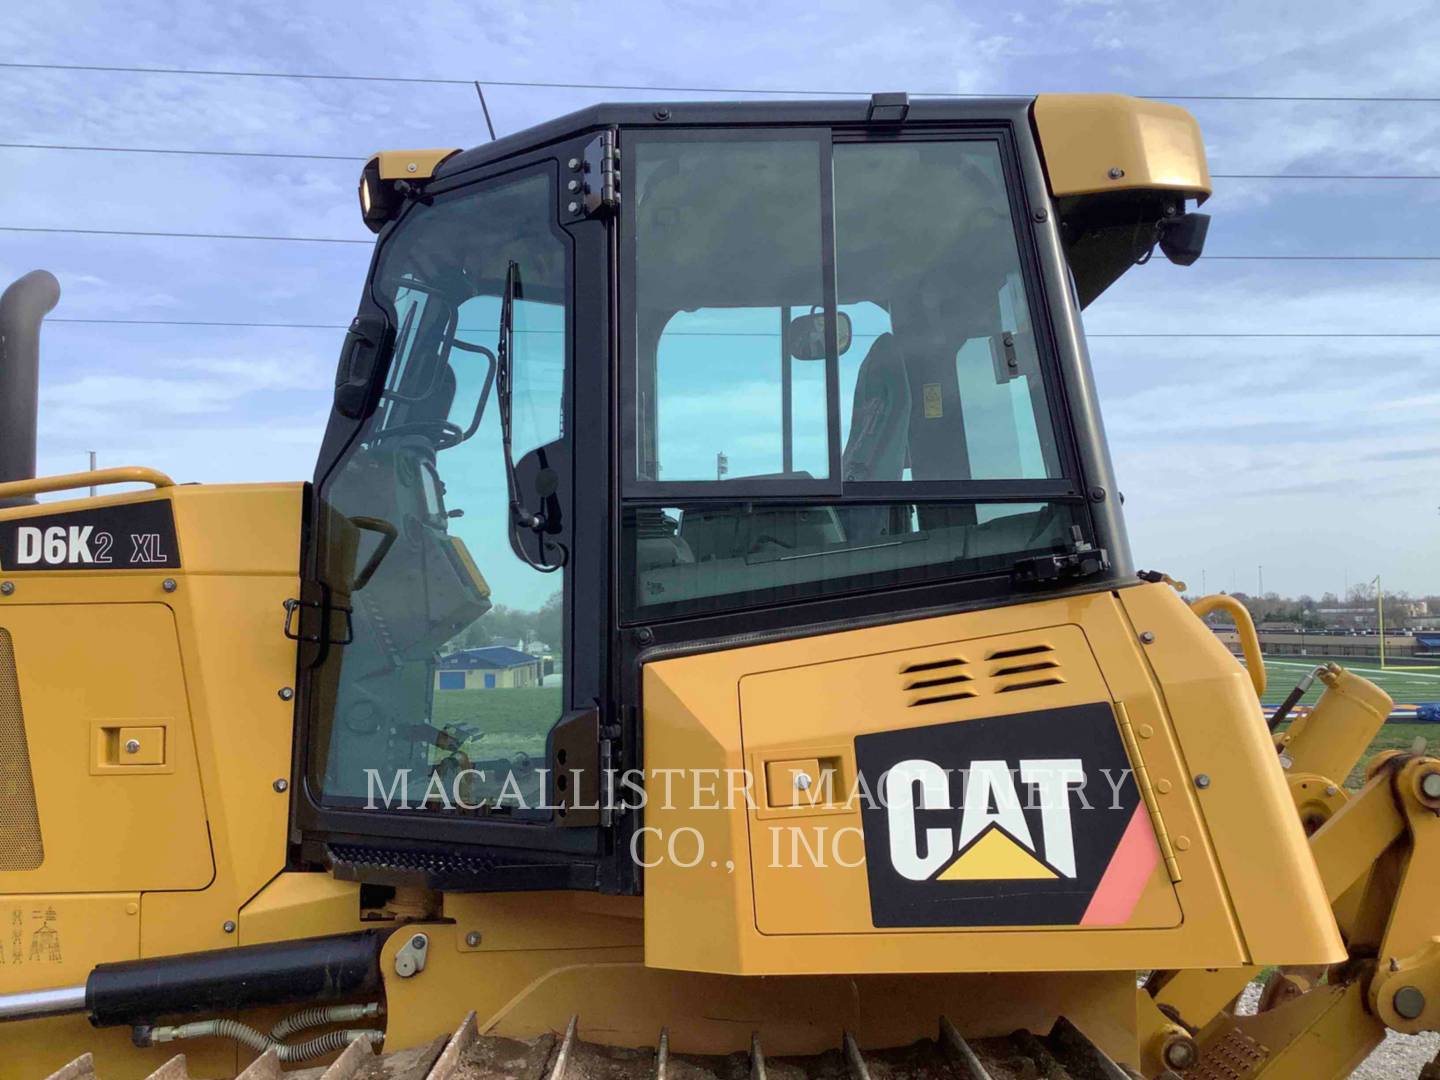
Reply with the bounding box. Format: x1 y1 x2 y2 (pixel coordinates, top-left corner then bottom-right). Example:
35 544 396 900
431 686 561 755
1260 657 1440 708
1261 658 1440 788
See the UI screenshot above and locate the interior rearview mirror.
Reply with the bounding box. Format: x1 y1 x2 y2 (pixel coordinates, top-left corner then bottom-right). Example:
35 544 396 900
787 310 852 361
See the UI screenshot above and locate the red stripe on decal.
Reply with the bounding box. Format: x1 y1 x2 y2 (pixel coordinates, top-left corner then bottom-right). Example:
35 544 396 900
1081 803 1160 926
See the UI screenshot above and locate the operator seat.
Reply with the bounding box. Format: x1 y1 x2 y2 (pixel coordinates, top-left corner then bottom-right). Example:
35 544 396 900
837 332 912 542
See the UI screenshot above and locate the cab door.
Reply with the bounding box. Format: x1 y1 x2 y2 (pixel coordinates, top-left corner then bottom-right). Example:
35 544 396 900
293 134 613 889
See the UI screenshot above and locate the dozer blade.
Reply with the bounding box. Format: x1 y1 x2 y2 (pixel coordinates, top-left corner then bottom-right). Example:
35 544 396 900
43 1013 1141 1080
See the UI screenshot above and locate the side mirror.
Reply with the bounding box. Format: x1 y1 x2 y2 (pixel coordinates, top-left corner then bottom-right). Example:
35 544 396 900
787 310 852 361
1158 212 1210 267
333 313 391 419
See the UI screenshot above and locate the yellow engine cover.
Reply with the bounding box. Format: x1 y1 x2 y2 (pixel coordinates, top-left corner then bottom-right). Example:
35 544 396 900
642 583 1344 976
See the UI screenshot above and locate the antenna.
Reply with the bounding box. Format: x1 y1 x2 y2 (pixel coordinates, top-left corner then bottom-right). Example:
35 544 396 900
473 82 497 142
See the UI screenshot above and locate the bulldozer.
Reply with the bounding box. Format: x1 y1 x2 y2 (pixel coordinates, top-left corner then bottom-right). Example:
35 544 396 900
0 91 1435 1080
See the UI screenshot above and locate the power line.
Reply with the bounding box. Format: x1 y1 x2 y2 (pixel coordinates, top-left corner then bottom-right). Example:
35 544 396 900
4 142 1439 182
8 224 1439 261
50 317 349 328
1205 255 1440 261
3 61 1439 103
1213 173 1440 181
43 318 1440 337
1 225 369 244
1088 332 1440 338
0 141 357 162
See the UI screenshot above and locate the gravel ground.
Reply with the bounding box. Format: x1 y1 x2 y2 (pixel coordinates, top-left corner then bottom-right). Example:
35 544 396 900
1234 983 1439 1078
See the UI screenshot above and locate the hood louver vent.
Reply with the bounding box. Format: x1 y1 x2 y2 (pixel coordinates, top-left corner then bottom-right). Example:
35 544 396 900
987 642 1065 694
898 640 1071 709
901 656 976 708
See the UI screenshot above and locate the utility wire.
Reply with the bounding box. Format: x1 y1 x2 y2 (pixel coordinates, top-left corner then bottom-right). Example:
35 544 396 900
0 225 370 244
7 225 1439 261
4 142 1438 182
0 141 358 161
3 61 1439 103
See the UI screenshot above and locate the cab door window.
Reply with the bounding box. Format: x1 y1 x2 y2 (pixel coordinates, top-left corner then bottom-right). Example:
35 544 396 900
308 166 570 818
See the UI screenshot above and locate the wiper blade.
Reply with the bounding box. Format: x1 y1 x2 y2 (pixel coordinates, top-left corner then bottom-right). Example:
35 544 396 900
496 261 563 573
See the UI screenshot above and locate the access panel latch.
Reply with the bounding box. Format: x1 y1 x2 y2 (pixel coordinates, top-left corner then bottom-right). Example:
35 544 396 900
1011 526 1110 587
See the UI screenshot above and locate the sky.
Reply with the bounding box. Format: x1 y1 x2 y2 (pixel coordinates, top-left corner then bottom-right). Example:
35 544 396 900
2 0 1438 600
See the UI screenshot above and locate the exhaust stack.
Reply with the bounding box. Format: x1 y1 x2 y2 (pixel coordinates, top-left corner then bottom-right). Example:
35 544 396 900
0 270 61 508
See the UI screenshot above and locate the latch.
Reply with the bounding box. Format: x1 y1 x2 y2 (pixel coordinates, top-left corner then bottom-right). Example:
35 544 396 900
282 595 354 647
1012 526 1110 586
393 932 428 978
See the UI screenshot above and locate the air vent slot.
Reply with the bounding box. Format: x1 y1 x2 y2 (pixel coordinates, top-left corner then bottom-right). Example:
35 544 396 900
905 673 974 691
910 690 979 708
996 677 1065 693
986 644 1052 660
901 657 966 674
991 660 1061 677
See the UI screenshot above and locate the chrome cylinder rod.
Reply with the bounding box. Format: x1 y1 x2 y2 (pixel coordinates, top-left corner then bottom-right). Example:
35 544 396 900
0 984 87 1022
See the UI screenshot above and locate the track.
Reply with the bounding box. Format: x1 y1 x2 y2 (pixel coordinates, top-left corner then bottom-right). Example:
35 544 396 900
44 1013 1155 1080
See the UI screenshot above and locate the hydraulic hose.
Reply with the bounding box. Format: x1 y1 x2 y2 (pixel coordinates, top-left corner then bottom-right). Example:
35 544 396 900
270 1001 382 1041
1268 664 1327 731
141 1017 383 1062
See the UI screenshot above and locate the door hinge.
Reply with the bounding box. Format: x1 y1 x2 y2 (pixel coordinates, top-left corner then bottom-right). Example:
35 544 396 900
599 720 624 827
565 129 620 219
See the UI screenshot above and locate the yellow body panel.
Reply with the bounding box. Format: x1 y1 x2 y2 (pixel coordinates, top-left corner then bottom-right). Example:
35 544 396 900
643 584 1341 976
370 148 460 181
1116 586 1345 966
0 602 213 893
1033 93 1212 199
0 482 303 1078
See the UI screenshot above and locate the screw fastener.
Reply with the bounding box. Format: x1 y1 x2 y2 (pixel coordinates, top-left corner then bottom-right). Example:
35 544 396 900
222 920 236 934
1139 631 1156 644
794 772 813 791
273 778 289 793
1194 774 1212 789
278 687 295 701
0 581 12 596
162 578 177 593
125 739 141 754
1108 166 1126 179
465 931 482 947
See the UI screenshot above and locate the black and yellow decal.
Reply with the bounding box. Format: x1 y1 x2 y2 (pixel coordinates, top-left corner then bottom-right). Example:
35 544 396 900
855 703 1147 928
0 501 180 571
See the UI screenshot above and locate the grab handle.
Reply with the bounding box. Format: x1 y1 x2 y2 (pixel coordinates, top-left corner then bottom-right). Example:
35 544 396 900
1190 593 1266 698
0 467 175 503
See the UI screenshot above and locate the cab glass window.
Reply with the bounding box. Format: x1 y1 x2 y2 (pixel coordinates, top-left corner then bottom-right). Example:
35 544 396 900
309 166 568 816
623 131 1080 618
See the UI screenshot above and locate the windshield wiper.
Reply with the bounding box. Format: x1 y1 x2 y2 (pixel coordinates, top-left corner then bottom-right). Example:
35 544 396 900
497 260 563 573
